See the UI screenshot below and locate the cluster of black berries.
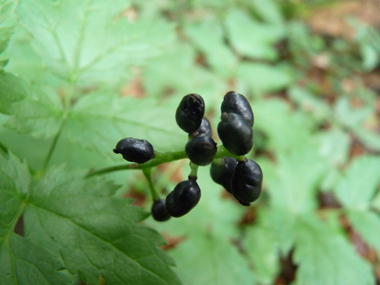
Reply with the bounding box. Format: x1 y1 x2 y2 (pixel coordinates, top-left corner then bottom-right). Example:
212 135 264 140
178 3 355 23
113 91 263 222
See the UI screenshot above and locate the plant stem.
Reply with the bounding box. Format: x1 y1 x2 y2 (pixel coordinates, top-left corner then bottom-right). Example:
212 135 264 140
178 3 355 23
86 150 187 177
142 168 160 201
188 162 198 178
214 145 245 161
86 145 246 178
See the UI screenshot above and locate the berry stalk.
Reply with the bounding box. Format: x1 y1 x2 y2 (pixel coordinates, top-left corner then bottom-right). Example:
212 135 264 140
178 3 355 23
142 168 160 201
86 145 244 178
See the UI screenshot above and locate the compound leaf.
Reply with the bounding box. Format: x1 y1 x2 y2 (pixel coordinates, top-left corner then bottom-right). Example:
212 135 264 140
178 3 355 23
262 209 374 285
1 75 185 153
266 145 325 213
0 152 181 285
224 8 283 60
169 232 255 285
17 0 174 86
293 215 374 285
184 20 238 77
64 92 185 154
347 210 380 257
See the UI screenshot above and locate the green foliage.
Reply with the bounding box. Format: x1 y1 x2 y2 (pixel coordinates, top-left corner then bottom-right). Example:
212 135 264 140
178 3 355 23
0 152 180 284
17 0 173 87
1 0 380 284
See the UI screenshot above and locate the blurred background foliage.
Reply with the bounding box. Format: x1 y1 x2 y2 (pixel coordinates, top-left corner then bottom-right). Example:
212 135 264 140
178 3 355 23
1 0 380 284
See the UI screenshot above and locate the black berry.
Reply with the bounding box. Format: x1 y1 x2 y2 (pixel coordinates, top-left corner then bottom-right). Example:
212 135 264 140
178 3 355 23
185 135 217 166
165 177 201 217
175 93 205 134
210 157 238 193
217 112 253 156
231 159 263 206
151 199 171 222
195 117 212 137
113 138 154 164
221 91 254 127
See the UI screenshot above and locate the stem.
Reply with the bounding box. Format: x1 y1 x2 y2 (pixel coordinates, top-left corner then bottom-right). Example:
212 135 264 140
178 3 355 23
188 162 198 178
214 145 245 161
86 150 187 178
86 145 245 178
212 157 224 166
142 168 160 201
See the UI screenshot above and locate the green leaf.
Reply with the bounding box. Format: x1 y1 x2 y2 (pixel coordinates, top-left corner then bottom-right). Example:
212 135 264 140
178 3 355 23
237 63 293 96
4 85 64 138
0 151 30 237
318 128 349 190
17 0 174 86
0 18 16 55
0 0 18 56
184 20 237 76
0 58 8 68
262 210 374 285
0 234 76 284
249 0 284 25
224 8 283 60
259 144 325 213
64 92 185 154
0 72 27 114
335 155 380 209
254 99 315 153
0 0 18 23
142 42 229 103
319 128 350 167
2 76 185 153
146 167 250 284
293 215 374 285
243 224 279 284
0 152 75 284
288 86 331 122
348 210 380 257
333 97 380 151
260 208 299 254
169 233 255 285
0 153 181 285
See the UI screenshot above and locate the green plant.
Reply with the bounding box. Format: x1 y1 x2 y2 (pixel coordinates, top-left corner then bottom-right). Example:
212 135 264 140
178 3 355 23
2 0 380 284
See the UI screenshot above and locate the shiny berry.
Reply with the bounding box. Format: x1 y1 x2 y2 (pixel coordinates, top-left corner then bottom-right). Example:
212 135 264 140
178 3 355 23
165 177 201 217
175 93 205 134
185 135 217 166
210 157 238 193
221 91 254 127
217 113 253 155
151 199 171 222
113 138 154 164
231 159 263 206
195 117 212 137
